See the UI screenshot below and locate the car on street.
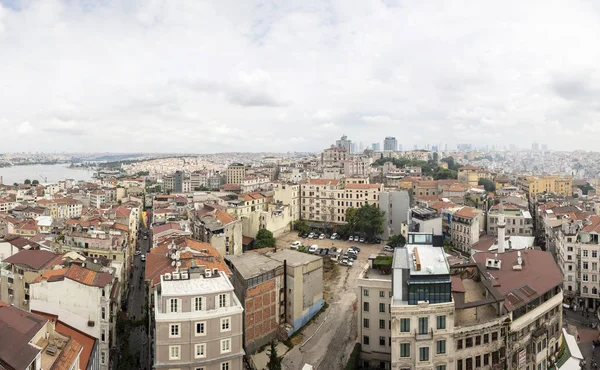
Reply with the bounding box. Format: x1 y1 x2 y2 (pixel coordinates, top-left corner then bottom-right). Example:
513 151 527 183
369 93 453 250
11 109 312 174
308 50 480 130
291 241 302 249
313 233 319 239
348 236 354 241
350 246 361 253
135 250 142 256
141 254 146 262
143 236 148 240
308 232 315 239
330 233 339 240
340 258 353 266
308 244 318 253
383 245 394 252
319 233 325 240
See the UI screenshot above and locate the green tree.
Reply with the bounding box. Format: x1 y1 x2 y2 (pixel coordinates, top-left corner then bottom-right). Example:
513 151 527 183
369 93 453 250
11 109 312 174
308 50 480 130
32 180 39 185
194 185 210 191
433 169 457 180
478 178 496 193
293 220 310 234
24 179 31 185
265 341 282 370
355 203 385 240
255 229 276 249
344 207 359 233
388 234 406 248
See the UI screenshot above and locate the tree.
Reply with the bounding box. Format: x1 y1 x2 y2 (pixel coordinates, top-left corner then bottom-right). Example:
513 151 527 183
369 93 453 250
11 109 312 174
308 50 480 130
388 234 406 248
32 180 39 185
355 203 385 240
433 169 457 180
194 185 210 191
24 179 31 185
478 178 496 193
293 220 310 234
265 341 282 370
255 229 276 249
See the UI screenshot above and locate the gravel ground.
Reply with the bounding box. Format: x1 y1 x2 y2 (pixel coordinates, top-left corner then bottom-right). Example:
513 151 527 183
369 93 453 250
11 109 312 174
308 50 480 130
276 232 390 370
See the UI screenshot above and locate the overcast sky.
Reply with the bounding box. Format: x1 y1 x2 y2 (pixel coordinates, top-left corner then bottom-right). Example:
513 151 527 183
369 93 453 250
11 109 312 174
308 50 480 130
1 0 599 153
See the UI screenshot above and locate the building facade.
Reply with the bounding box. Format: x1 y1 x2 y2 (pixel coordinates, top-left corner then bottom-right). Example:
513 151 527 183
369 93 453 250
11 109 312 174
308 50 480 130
384 137 398 151
226 164 246 185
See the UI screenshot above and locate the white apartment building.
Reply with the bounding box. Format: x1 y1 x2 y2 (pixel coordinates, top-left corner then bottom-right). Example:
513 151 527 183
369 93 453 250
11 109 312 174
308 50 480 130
153 268 244 370
240 176 270 193
487 203 533 236
273 182 300 222
358 257 393 369
343 157 372 177
300 179 340 224
451 207 481 254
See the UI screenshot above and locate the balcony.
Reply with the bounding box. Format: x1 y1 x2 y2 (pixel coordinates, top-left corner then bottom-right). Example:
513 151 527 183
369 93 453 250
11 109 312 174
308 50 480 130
415 329 433 340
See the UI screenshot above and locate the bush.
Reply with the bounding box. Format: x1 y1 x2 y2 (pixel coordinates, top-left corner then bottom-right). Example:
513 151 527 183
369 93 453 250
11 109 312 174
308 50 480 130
255 229 276 249
345 343 362 370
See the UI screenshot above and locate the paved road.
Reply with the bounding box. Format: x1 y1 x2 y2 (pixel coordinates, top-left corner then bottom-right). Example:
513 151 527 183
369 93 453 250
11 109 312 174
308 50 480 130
564 308 600 369
126 225 150 369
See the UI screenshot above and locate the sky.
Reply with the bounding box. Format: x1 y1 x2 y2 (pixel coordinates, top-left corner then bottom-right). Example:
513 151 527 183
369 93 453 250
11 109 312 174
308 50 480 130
1 0 600 153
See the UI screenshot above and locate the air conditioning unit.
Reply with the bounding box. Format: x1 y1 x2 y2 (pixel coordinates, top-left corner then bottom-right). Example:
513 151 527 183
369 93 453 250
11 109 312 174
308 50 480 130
181 272 188 279
204 269 212 278
172 273 180 280
212 268 219 276
23 300 28 305
163 273 171 281
87 320 95 327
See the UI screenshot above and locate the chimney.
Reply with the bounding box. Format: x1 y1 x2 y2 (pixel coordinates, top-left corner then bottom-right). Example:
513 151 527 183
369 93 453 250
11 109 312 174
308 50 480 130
497 203 506 254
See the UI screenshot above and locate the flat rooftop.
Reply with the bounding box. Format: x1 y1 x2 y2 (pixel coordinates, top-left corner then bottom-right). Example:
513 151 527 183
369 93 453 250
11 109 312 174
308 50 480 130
161 273 233 296
454 278 499 327
266 249 322 267
406 244 450 276
359 262 393 281
225 253 283 280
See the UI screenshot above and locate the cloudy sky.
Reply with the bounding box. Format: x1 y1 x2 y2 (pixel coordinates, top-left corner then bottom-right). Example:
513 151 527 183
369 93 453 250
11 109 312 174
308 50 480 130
1 0 600 153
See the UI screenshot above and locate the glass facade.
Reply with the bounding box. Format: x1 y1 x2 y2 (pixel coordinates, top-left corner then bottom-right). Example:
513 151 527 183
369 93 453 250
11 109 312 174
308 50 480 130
407 278 452 305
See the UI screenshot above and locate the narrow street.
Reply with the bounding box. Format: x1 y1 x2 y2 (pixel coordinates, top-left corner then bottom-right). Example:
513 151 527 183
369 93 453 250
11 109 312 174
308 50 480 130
564 308 600 369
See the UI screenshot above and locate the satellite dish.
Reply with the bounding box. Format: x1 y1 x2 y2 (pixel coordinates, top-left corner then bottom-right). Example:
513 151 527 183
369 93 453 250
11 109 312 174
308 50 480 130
171 261 176 266
176 261 181 267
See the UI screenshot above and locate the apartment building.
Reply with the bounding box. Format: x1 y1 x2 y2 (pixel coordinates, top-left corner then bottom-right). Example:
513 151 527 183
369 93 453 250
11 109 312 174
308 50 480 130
487 203 533 236
451 207 482 254
37 197 83 219
0 302 84 370
192 206 243 256
457 166 494 186
300 178 341 224
226 163 246 185
223 192 269 218
408 208 442 236
30 264 116 370
153 269 244 370
343 157 372 177
190 171 210 189
358 256 393 369
272 182 300 222
240 203 292 239
388 232 564 370
336 184 383 223
225 253 285 353
517 176 573 198
89 191 106 208
240 176 270 193
320 147 348 167
379 190 411 239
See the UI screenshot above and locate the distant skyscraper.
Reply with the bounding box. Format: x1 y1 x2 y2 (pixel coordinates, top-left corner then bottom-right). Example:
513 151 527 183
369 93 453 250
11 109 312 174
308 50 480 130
532 142 539 151
335 135 352 153
383 137 398 151
174 170 184 193
372 143 381 151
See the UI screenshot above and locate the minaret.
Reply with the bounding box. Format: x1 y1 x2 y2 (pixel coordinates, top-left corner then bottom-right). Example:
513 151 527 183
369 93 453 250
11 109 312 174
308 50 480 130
497 203 506 253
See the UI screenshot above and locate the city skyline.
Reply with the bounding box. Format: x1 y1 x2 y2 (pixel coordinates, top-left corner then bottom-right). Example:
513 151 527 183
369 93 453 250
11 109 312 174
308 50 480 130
1 1 599 153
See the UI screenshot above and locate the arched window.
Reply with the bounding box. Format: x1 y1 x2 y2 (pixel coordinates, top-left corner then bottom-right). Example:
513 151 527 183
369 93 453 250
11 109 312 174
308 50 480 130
583 286 589 294
593 287 598 295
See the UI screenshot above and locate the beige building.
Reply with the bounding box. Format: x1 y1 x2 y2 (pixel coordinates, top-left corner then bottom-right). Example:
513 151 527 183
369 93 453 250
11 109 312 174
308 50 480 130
487 203 533 236
226 163 246 185
457 166 494 186
320 147 348 167
223 192 269 218
358 258 393 369
153 269 244 370
336 183 383 223
517 176 573 198
300 178 341 224
272 182 300 222
451 207 482 254
192 206 243 256
36 197 83 219
240 203 292 239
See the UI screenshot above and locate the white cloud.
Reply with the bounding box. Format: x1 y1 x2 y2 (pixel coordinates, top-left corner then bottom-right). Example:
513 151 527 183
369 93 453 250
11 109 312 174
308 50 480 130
0 0 600 152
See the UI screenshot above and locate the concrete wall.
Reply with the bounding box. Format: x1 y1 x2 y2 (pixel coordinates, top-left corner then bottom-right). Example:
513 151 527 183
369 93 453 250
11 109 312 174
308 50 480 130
379 190 411 239
241 208 291 239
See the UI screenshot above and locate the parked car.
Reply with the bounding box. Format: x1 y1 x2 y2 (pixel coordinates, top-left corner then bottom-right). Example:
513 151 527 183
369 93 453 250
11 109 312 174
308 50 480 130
383 245 394 252
351 246 361 253
319 233 325 240
312 233 319 239
329 247 337 254
135 250 142 256
348 236 354 241
308 232 315 238
308 244 318 253
353 236 359 241
291 241 302 248
320 249 328 256
331 233 339 240
301 233 309 238
316 248 324 255
345 252 358 260
340 258 354 267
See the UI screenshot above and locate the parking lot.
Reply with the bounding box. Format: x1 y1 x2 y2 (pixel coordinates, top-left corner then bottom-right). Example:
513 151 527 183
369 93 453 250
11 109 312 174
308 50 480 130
276 231 390 369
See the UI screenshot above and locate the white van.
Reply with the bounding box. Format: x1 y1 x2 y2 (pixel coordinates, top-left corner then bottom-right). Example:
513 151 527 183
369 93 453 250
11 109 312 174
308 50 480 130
308 244 318 253
290 241 302 249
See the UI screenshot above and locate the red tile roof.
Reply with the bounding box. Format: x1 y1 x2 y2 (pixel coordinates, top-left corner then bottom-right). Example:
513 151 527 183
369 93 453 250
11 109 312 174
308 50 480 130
454 207 476 219
215 210 237 225
152 222 182 235
64 264 113 287
3 250 62 270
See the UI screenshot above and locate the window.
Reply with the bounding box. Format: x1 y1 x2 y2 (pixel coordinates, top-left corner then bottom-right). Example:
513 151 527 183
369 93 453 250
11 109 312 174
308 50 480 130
363 302 369 312
380 290 385 297
220 362 230 370
419 347 429 361
457 359 463 370
364 319 370 328
379 336 386 346
465 337 473 348
483 334 489 344
170 324 180 338
195 343 206 358
169 345 181 360
101 307 106 320
221 317 231 332
475 335 481 345
195 322 206 336
436 315 446 330
101 330 105 342
456 339 463 349
400 318 410 332
594 251 598 258
418 317 428 335
220 338 231 354
363 289 369 296
492 332 498 341
437 366 447 370
476 355 481 368
363 336 370 345
400 343 410 357
584 274 589 282
436 340 446 354
169 299 179 313
584 262 589 270
194 297 204 311
379 320 385 329
379 303 385 313
100 352 106 364
584 250 589 257
484 354 489 366
218 294 228 308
